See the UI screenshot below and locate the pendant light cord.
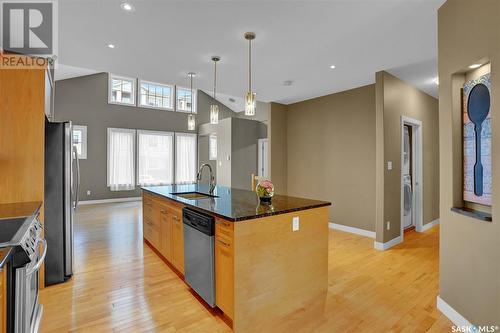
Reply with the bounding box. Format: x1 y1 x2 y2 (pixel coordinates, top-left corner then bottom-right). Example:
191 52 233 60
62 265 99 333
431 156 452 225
248 38 252 92
190 73 193 114
213 60 217 100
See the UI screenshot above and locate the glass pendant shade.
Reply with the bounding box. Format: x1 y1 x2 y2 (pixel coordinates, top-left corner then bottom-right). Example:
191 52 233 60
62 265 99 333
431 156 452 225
245 91 256 116
188 114 196 130
210 104 219 124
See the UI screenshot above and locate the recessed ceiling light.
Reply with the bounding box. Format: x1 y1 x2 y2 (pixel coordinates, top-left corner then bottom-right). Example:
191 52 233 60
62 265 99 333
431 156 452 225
330 65 336 69
107 44 116 49
434 77 439 85
120 2 134 12
469 63 481 69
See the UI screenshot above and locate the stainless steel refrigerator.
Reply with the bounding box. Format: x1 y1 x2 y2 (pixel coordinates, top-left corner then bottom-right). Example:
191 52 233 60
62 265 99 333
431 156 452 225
44 120 80 285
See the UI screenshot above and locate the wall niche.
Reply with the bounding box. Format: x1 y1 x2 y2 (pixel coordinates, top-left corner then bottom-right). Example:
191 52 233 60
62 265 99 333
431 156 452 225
451 61 493 222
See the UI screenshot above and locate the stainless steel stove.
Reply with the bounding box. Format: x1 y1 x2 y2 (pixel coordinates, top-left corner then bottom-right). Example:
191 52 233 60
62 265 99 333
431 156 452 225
0 211 45 333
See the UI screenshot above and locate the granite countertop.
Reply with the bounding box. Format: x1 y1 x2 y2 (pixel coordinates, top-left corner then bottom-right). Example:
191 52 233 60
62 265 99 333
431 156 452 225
0 201 42 268
142 184 331 221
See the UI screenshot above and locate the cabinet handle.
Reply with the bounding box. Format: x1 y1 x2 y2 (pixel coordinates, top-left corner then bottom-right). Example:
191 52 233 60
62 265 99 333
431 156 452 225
160 209 167 214
217 239 231 247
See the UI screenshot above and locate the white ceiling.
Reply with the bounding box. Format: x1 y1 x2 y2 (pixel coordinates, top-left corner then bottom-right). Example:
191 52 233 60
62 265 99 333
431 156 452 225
57 0 444 104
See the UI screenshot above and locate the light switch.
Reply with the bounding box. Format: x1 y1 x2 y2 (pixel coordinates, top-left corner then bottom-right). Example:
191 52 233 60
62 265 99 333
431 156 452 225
387 161 393 170
292 217 300 231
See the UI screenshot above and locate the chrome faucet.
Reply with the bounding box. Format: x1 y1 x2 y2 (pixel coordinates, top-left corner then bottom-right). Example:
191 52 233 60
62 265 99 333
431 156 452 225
197 163 216 194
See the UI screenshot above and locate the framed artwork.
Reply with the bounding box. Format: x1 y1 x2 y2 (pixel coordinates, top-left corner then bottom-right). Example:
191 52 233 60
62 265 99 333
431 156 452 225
463 73 492 206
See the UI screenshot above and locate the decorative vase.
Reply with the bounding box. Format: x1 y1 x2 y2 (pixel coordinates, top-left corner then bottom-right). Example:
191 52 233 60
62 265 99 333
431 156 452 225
256 179 274 203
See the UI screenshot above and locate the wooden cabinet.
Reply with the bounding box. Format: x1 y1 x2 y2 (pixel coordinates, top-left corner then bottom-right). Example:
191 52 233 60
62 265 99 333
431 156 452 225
0 266 6 333
141 192 236 320
142 192 184 275
159 205 172 262
170 207 184 274
215 219 234 319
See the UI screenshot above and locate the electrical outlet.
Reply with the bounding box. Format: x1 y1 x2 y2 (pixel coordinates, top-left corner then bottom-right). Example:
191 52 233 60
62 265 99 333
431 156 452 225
387 161 393 170
386 221 390 230
86 190 91 196
292 217 300 231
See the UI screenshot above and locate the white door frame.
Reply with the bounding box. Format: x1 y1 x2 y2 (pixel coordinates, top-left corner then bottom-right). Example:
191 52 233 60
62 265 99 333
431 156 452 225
257 138 269 178
400 116 423 241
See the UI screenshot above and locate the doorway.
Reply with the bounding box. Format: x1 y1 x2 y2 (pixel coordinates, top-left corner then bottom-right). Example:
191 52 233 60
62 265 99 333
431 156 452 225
257 139 269 178
400 116 423 240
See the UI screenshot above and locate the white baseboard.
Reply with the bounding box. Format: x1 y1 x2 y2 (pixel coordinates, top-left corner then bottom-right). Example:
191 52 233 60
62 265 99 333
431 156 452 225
329 223 376 239
78 197 142 206
437 295 473 327
416 218 440 232
374 235 402 250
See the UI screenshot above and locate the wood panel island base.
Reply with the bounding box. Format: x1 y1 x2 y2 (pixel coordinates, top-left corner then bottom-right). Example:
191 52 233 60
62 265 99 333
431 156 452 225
142 185 331 333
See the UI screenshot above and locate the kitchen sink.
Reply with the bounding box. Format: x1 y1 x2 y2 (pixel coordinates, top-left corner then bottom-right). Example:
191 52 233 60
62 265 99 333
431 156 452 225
171 192 218 200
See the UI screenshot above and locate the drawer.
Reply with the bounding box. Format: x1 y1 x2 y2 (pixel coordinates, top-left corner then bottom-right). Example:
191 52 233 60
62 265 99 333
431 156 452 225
169 207 182 223
144 215 160 231
144 222 160 247
143 221 152 241
216 219 234 238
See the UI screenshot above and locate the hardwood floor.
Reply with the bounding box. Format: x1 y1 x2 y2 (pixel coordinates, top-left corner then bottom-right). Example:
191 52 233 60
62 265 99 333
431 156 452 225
39 202 452 332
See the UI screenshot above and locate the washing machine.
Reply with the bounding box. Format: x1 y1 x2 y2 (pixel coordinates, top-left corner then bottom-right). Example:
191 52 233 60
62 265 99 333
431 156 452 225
403 174 412 229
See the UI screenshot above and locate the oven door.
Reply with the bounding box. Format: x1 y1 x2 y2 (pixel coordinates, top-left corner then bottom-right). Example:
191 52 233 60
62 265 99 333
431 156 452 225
15 239 47 333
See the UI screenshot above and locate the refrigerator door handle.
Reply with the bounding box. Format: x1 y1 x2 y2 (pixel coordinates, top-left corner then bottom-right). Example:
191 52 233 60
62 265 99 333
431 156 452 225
72 145 80 209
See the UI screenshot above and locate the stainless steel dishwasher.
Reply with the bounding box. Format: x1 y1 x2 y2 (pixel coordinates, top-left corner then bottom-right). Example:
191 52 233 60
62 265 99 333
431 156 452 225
183 208 216 307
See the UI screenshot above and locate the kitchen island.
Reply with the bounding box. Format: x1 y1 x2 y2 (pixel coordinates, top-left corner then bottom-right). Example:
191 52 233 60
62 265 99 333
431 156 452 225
141 184 331 333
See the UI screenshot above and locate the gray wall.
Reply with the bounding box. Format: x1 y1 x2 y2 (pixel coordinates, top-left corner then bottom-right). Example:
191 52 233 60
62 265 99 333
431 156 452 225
231 118 267 190
198 117 267 190
54 72 234 200
284 85 377 232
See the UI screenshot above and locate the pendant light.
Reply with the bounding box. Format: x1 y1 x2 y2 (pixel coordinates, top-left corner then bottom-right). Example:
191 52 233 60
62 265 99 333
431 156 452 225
244 32 256 116
187 72 196 131
210 56 220 124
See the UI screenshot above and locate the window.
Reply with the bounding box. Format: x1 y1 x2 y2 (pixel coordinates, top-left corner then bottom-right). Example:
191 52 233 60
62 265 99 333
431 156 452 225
175 133 197 184
209 134 217 161
176 86 197 113
73 125 87 159
109 75 136 105
107 128 136 191
139 80 174 110
137 130 174 185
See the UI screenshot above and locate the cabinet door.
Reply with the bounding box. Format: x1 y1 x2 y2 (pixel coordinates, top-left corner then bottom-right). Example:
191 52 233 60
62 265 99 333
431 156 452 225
215 236 234 319
159 207 172 262
171 208 184 274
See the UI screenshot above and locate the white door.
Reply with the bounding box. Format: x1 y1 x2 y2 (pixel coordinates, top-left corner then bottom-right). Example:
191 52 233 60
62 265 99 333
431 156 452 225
258 139 269 178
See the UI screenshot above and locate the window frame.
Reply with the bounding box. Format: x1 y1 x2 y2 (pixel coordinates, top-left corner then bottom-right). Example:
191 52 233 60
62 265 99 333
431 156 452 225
72 125 88 159
137 129 175 186
174 132 198 184
108 74 137 106
209 134 217 161
107 127 137 191
138 80 175 111
175 86 197 113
